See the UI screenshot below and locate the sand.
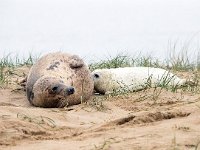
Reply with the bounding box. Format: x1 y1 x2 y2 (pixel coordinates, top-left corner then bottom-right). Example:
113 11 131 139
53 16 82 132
0 66 200 150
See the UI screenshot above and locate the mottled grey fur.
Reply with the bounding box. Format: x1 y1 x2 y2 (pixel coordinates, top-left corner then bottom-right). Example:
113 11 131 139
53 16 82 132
26 52 94 108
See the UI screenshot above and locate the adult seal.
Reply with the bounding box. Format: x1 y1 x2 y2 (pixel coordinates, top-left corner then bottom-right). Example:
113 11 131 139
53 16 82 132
92 67 190 94
26 52 94 108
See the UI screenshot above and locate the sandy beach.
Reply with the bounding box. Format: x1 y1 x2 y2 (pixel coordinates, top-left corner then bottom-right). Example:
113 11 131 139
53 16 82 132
0 66 200 150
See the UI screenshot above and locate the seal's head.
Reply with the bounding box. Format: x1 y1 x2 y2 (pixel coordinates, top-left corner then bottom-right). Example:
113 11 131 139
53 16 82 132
30 76 75 108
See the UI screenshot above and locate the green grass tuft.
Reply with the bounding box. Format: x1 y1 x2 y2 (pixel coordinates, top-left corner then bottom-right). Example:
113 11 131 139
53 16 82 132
89 53 163 71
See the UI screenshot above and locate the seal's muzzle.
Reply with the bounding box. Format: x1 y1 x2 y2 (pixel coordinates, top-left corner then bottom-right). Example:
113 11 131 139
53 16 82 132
66 87 75 95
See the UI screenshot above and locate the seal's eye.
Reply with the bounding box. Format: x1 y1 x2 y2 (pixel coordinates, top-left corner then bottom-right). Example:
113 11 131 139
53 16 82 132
52 86 58 92
94 73 100 78
49 85 59 94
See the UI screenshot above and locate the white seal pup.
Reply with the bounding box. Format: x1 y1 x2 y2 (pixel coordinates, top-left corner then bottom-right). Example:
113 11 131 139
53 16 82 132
92 67 188 94
26 52 94 108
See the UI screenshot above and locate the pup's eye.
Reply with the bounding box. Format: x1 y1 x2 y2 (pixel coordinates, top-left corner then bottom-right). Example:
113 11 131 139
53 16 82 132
94 73 100 78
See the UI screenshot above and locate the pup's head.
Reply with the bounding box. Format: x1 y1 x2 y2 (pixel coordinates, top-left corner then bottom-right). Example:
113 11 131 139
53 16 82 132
92 69 113 94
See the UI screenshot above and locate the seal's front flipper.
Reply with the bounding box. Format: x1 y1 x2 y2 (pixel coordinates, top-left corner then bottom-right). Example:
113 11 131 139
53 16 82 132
69 55 84 69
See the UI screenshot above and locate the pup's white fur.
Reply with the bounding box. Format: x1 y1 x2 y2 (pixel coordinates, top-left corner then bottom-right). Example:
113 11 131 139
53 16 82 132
92 67 187 94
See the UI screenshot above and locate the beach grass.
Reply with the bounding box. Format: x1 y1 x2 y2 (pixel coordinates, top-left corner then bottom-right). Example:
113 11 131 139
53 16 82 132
0 41 199 89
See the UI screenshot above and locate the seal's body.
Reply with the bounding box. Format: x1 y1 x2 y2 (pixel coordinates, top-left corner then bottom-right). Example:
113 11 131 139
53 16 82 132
92 67 187 94
26 52 94 108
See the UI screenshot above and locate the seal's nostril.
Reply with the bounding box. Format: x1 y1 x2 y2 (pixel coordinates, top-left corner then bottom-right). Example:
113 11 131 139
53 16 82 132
67 87 75 95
